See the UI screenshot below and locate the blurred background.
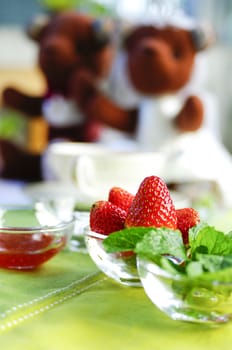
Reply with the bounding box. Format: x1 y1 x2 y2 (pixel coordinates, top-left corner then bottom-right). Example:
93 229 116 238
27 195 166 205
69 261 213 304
0 0 232 153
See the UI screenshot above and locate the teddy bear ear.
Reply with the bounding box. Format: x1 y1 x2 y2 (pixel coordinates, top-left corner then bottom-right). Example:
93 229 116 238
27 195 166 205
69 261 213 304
26 14 51 42
191 22 216 51
91 18 115 47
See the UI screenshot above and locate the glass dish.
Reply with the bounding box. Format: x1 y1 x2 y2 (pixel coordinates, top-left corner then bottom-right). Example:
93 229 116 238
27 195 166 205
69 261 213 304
69 211 90 252
84 228 141 287
137 256 232 325
0 203 75 270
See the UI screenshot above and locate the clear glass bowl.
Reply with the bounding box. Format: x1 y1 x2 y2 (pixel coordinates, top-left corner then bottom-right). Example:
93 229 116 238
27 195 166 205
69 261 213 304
84 228 141 287
137 256 232 325
69 211 90 252
0 203 75 270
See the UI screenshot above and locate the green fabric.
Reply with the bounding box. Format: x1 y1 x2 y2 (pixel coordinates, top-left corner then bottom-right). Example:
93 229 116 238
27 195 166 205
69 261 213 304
0 210 232 349
0 250 100 326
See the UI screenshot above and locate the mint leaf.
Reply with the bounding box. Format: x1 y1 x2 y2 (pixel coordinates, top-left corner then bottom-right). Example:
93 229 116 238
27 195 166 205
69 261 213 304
195 265 232 283
196 253 232 273
188 222 208 242
186 261 204 277
189 224 232 257
135 228 187 262
103 227 151 253
103 226 187 264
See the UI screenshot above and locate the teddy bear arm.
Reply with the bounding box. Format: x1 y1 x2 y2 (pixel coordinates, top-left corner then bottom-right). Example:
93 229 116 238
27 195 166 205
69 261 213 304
69 70 137 133
2 87 43 116
0 139 42 181
174 95 204 132
86 94 138 133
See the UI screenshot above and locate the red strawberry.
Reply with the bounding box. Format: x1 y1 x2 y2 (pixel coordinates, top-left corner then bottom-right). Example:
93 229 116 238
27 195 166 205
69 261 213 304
125 176 177 229
108 187 134 212
176 208 200 244
90 200 127 235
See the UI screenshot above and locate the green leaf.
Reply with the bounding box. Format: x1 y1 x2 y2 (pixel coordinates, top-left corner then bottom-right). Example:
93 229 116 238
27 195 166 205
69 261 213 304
186 261 204 277
135 228 187 262
196 253 232 273
189 224 232 257
103 227 151 253
195 265 232 283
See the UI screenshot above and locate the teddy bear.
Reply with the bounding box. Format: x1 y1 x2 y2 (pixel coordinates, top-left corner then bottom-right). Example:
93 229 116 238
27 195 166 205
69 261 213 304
74 20 217 151
72 20 232 208
0 10 115 181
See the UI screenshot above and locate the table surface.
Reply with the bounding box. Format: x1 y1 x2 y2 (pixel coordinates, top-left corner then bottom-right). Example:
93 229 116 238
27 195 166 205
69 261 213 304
1 180 232 350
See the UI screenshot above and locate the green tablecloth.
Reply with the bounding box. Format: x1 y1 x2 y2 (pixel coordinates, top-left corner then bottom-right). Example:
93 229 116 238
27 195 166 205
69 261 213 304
1 206 232 349
0 248 232 350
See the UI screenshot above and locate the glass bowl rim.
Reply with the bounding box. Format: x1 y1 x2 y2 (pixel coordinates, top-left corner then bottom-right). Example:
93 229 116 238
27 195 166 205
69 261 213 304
137 256 232 285
84 226 108 240
0 216 76 235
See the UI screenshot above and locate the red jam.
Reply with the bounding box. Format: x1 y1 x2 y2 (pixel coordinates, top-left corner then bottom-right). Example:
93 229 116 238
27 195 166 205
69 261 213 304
0 232 66 270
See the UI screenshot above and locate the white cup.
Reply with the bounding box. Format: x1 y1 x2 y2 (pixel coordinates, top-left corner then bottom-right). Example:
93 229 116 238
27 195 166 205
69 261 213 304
73 151 165 202
42 141 109 182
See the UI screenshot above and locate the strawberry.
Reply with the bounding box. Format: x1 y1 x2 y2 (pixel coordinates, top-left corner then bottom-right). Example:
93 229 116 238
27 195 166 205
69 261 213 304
108 187 134 212
176 207 200 244
125 176 177 229
90 200 127 235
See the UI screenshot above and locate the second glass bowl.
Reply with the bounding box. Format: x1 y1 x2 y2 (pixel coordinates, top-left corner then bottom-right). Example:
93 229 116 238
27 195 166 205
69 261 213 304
137 256 232 325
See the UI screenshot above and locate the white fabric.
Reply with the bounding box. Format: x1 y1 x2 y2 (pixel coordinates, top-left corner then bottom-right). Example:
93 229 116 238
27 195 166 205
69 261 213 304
103 52 143 108
97 52 143 149
42 95 83 127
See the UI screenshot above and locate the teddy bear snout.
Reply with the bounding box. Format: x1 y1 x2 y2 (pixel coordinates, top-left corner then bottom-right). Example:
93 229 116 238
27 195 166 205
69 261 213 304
142 44 155 56
139 39 168 58
42 42 57 57
40 36 80 71
41 36 75 60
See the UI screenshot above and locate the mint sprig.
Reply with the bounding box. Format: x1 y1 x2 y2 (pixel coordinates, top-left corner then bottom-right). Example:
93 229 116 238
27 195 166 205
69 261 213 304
103 223 232 278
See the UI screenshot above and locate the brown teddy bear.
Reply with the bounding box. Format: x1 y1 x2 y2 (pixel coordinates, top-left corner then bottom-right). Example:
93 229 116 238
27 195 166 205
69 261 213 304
0 10 115 181
74 21 216 150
